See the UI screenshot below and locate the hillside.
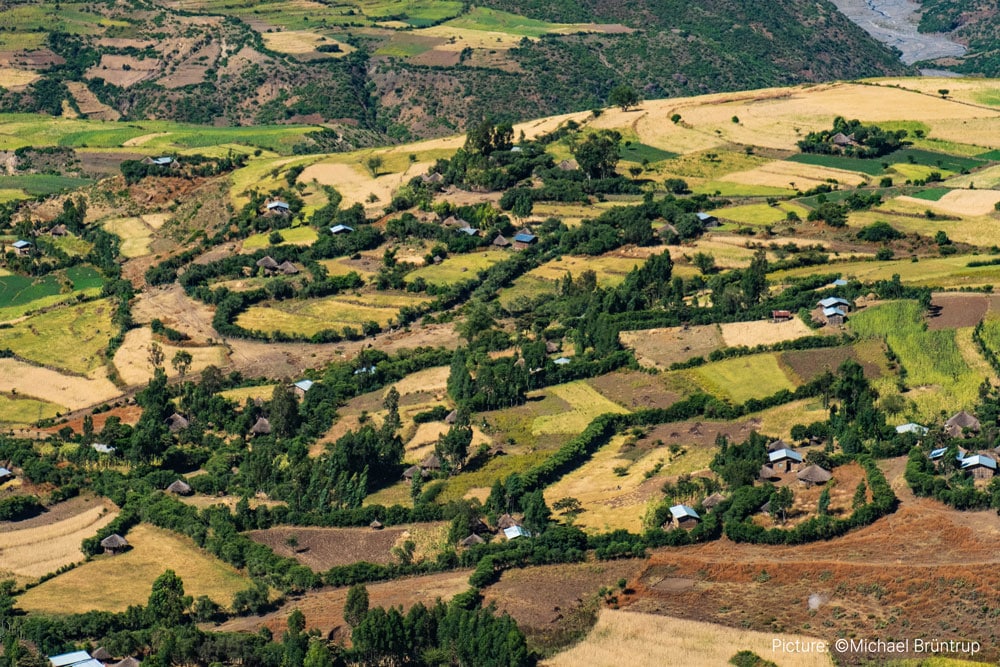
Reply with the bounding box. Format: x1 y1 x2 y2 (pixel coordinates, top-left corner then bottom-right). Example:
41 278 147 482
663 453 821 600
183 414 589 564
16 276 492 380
6 78 1000 665
0 0 911 143
917 0 1000 75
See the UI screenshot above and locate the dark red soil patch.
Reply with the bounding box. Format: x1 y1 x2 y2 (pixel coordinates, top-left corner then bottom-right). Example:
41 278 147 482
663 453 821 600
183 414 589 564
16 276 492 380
780 345 881 382
40 405 142 436
927 292 989 330
586 370 680 410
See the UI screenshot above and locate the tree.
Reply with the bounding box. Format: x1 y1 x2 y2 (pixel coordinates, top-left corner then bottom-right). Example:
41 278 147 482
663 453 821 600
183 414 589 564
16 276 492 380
692 252 717 275
664 177 690 194
270 384 301 438
457 300 495 343
148 341 165 369
769 486 793 524
522 490 551 535
609 83 639 111
344 584 369 628
741 248 769 305
365 155 383 177
852 481 867 509
817 488 830 516
438 412 472 473
171 350 193 377
303 639 336 667
571 130 621 179
147 570 190 627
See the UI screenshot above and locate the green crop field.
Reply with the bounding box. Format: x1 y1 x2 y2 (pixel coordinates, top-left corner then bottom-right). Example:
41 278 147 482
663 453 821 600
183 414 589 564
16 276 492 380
682 352 797 403
405 250 508 286
498 274 558 310
619 142 677 164
242 226 319 251
0 175 94 196
711 202 809 225
909 187 951 201
849 300 985 419
692 180 797 197
0 265 103 320
236 292 431 336
444 7 564 36
532 381 629 436
786 153 886 176
0 393 64 426
4 298 114 374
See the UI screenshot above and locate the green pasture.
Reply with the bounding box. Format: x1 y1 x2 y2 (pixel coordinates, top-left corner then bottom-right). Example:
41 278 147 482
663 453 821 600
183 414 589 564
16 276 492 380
619 141 677 164
0 394 63 425
0 175 94 196
3 297 114 374
680 352 797 403
0 265 102 320
909 187 951 201
405 250 508 286
242 226 319 250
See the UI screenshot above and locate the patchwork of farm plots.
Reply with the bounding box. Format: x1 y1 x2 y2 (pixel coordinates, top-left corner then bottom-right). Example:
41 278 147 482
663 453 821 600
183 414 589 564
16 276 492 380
771 254 1000 289
0 265 103 321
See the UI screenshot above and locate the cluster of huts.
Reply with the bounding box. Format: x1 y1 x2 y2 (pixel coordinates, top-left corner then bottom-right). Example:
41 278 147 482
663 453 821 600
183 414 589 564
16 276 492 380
254 256 300 276
757 440 831 487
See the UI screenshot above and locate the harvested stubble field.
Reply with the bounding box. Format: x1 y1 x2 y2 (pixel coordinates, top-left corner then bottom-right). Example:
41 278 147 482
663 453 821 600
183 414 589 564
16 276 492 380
522 252 653 288
17 523 251 614
719 318 814 348
217 570 472 638
0 495 117 583
546 609 834 667
404 250 508 286
247 522 449 571
532 381 629 436
585 370 680 411
621 457 1000 665
898 189 1000 216
619 324 723 370
102 216 156 258
0 358 118 411
235 291 431 337
113 327 229 386
771 253 1000 289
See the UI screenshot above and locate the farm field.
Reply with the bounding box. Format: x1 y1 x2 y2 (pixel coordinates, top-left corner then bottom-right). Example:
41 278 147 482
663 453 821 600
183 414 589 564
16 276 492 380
546 609 834 667
241 226 319 251
681 352 798 403
718 318 814 348
102 216 157 258
0 496 118 583
522 252 654 288
0 265 103 321
849 300 986 419
619 324 723 369
532 381 630 436
246 522 449 571
0 393 63 426
2 297 114 374
235 292 432 337
709 201 810 226
113 327 229 386
405 250 508 286
217 384 279 404
771 253 1000 289
17 523 252 614
0 358 119 411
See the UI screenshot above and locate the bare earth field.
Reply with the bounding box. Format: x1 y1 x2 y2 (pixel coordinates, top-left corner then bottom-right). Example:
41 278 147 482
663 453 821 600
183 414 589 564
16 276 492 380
246 522 449 571
619 325 723 369
621 457 1000 664
927 292 991 330
0 358 119 411
216 570 472 639
112 327 229 385
719 318 814 348
0 495 117 583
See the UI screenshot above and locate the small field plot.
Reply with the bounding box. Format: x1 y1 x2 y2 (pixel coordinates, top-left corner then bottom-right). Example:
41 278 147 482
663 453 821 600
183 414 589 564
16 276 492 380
586 370 681 411
113 327 229 386
241 226 319 251
682 353 798 403
0 265 103 321
17 523 251 614
850 300 986 419
546 609 834 667
261 31 354 57
532 381 629 436
0 358 118 411
217 384 278 404
0 496 117 583
746 399 832 441
898 189 1000 217
779 342 884 385
498 274 558 310
771 254 1000 290
523 253 650 288
246 522 449 571
0 394 63 426
720 158 871 190
405 250 507 286
3 297 113 374
620 325 723 370
0 174 94 196
217 570 471 638
946 164 1000 189
235 292 432 337
786 152 887 176
102 216 155 258
711 202 809 226
719 318 814 348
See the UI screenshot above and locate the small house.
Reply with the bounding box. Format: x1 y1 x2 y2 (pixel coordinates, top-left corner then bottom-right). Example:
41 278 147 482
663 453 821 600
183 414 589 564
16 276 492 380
702 492 726 510
91 648 113 662
832 278 849 287
166 479 193 496
492 234 511 248
796 464 832 487
292 379 314 397
48 651 101 667
49 224 68 237
444 409 458 424
817 297 851 312
442 216 468 228
256 256 280 273
768 448 803 473
12 239 32 256
354 365 376 376
668 504 701 529
759 465 780 481
110 658 142 667
402 465 428 481
266 200 291 216
822 306 847 326
557 159 577 171
895 423 928 437
420 172 443 184
496 513 520 530
142 156 175 167
251 417 272 436
369 520 383 530
961 454 997 480
771 310 792 322
553 357 571 366
946 411 981 438
421 453 442 472
545 341 560 354
165 413 190 433
91 443 116 455
330 224 354 234
766 439 789 453
100 533 129 555
0 466 12 483
278 261 300 275
503 526 531 540
929 447 949 461
460 533 485 548
695 212 719 227
457 226 480 236
513 232 537 250
831 132 856 147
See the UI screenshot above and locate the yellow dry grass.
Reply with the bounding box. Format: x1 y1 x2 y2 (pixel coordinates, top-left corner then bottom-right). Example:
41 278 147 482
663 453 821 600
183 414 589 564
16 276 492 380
389 365 450 397
899 189 1000 217
0 68 39 89
112 327 229 386
721 160 869 190
217 384 278 404
946 165 1000 189
417 25 530 49
747 399 831 441
17 523 251 614
532 381 629 435
719 318 814 347
0 358 119 410
103 216 154 258
525 252 651 287
236 292 431 337
298 160 432 211
0 502 118 580
261 31 354 56
545 609 834 667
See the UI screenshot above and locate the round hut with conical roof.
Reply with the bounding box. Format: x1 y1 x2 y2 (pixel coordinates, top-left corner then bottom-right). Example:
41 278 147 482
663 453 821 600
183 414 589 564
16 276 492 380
100 533 129 555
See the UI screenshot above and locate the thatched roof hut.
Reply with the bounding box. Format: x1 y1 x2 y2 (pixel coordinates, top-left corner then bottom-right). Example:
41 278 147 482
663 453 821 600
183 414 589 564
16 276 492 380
402 464 423 481
444 409 458 424
702 492 726 510
796 464 832 486
165 414 190 433
100 533 129 554
492 234 511 248
166 479 193 496
767 439 788 452
421 454 442 470
91 647 113 661
759 465 779 481
946 411 981 438
111 658 141 667
251 417 272 435
278 261 300 275
460 534 485 548
255 256 279 271
370 520 383 530
496 513 519 530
